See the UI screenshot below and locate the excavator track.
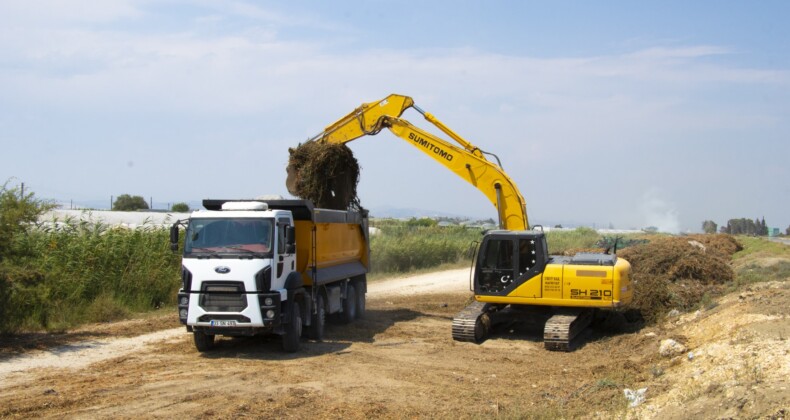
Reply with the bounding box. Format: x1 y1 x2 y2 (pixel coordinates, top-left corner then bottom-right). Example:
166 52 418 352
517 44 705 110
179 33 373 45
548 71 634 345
543 308 593 351
451 301 491 343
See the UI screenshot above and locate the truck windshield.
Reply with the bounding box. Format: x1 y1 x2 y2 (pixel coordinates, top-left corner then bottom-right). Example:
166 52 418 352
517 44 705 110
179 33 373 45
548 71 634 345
184 218 273 257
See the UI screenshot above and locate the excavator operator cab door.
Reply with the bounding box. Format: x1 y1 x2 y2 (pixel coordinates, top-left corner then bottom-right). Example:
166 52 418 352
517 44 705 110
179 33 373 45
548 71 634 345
475 232 547 296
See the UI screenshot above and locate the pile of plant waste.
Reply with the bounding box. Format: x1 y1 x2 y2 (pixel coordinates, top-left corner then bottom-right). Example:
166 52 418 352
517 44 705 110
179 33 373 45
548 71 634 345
618 234 742 323
286 142 361 210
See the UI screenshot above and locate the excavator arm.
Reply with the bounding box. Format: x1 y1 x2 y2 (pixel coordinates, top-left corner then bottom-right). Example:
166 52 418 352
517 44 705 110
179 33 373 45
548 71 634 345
300 94 528 230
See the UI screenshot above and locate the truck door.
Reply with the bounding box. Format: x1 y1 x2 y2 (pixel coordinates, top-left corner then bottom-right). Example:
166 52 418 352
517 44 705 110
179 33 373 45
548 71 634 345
274 217 296 286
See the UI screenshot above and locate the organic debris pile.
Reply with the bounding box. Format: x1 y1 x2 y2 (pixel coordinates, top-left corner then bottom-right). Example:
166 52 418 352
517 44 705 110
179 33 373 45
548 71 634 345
619 234 743 323
286 142 361 210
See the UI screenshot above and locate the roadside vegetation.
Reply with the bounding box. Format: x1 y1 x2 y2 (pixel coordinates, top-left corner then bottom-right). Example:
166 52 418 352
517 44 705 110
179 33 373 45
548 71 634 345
369 218 606 274
0 184 180 333
3 185 785 334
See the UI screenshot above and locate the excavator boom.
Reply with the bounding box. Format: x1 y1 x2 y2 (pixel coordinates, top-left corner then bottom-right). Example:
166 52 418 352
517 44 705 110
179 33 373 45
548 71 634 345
304 94 528 230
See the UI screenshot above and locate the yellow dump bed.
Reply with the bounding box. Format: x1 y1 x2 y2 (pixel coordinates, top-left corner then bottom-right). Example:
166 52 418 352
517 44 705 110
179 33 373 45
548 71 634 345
292 206 370 286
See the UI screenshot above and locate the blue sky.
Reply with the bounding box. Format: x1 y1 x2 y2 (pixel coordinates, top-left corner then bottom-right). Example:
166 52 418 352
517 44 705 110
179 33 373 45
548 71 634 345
1 1 788 232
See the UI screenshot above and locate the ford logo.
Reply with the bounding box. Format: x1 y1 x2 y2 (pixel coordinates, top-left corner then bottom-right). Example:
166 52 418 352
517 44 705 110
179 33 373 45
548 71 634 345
215 266 231 274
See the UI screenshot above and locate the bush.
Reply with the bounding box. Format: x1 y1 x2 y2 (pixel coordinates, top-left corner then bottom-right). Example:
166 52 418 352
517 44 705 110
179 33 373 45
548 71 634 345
0 181 55 262
171 202 190 212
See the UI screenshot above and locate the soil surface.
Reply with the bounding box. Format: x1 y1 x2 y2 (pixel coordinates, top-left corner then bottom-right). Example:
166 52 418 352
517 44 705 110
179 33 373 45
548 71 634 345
1 268 788 419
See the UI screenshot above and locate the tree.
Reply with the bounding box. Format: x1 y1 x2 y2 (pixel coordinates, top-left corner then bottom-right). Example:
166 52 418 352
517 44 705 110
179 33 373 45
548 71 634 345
171 202 190 212
723 217 768 235
702 220 718 234
113 194 149 211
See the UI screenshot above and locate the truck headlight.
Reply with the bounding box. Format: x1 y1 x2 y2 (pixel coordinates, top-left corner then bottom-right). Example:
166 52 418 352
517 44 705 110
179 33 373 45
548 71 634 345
179 296 189 306
265 310 275 319
179 308 188 320
264 297 273 306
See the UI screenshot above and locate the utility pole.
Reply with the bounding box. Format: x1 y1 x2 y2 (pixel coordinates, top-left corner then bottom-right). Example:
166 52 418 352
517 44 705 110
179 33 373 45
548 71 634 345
111 195 113 210
150 196 153 210
20 182 24 198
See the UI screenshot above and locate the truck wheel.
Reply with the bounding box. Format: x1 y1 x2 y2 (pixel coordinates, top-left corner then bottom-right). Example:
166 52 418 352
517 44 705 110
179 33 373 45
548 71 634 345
341 284 357 324
282 301 302 352
193 331 215 352
355 285 366 319
306 294 326 341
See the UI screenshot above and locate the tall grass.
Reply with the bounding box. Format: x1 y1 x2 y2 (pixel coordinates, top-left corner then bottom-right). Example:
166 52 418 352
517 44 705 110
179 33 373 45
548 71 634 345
369 222 606 274
1 217 180 332
545 226 602 254
370 223 481 273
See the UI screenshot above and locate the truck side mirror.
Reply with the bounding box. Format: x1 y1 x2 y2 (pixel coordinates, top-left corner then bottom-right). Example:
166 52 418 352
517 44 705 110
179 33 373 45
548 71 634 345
285 226 296 254
170 224 179 252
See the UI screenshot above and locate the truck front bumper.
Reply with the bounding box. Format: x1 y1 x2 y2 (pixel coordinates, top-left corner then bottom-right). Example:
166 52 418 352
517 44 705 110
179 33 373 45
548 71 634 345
179 291 282 332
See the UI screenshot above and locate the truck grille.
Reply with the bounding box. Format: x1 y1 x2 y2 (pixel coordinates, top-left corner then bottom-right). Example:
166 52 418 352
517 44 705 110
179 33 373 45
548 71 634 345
199 282 248 312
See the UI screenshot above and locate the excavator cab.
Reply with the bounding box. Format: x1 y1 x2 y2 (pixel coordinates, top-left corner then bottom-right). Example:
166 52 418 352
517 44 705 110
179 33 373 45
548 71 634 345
475 231 548 295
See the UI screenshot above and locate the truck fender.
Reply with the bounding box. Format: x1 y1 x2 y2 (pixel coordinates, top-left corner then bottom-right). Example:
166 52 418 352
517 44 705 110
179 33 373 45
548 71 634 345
352 274 367 294
284 272 304 290
284 273 308 326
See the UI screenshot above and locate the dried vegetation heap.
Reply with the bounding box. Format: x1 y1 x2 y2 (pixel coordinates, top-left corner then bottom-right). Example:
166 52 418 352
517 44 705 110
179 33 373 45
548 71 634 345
286 142 361 211
619 234 743 323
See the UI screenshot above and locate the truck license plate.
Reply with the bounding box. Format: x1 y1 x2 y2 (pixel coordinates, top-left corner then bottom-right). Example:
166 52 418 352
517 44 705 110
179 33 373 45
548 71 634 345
210 320 237 327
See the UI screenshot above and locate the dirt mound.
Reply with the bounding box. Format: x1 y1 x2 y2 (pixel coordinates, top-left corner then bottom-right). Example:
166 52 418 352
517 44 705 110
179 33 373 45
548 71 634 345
285 142 361 210
619 234 742 323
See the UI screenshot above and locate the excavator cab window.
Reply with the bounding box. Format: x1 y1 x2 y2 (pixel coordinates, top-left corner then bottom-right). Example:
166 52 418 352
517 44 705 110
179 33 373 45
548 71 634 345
478 238 516 294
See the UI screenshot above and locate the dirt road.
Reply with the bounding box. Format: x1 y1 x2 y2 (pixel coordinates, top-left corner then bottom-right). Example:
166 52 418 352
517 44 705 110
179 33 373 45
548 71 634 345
1 269 788 419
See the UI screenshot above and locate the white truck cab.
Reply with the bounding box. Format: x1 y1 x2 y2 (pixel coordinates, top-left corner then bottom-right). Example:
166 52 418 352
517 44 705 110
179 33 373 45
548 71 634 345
171 199 369 353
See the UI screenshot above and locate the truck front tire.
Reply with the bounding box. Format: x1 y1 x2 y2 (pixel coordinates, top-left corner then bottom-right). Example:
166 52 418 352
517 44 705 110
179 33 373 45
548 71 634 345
193 331 215 352
306 294 326 341
282 301 303 352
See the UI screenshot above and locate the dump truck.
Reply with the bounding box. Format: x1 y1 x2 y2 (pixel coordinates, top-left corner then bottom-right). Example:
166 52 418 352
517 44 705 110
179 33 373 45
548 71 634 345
170 198 369 352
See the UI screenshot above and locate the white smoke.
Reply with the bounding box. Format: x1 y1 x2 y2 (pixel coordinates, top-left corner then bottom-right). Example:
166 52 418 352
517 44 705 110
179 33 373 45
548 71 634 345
640 189 680 233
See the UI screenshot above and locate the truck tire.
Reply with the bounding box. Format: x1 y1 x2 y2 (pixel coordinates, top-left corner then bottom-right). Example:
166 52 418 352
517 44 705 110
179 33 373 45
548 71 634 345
193 331 215 352
340 284 357 324
282 301 303 352
355 283 366 319
306 294 326 341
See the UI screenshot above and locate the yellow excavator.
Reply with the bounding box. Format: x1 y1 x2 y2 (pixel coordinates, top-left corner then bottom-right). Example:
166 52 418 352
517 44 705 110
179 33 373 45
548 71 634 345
291 94 633 350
